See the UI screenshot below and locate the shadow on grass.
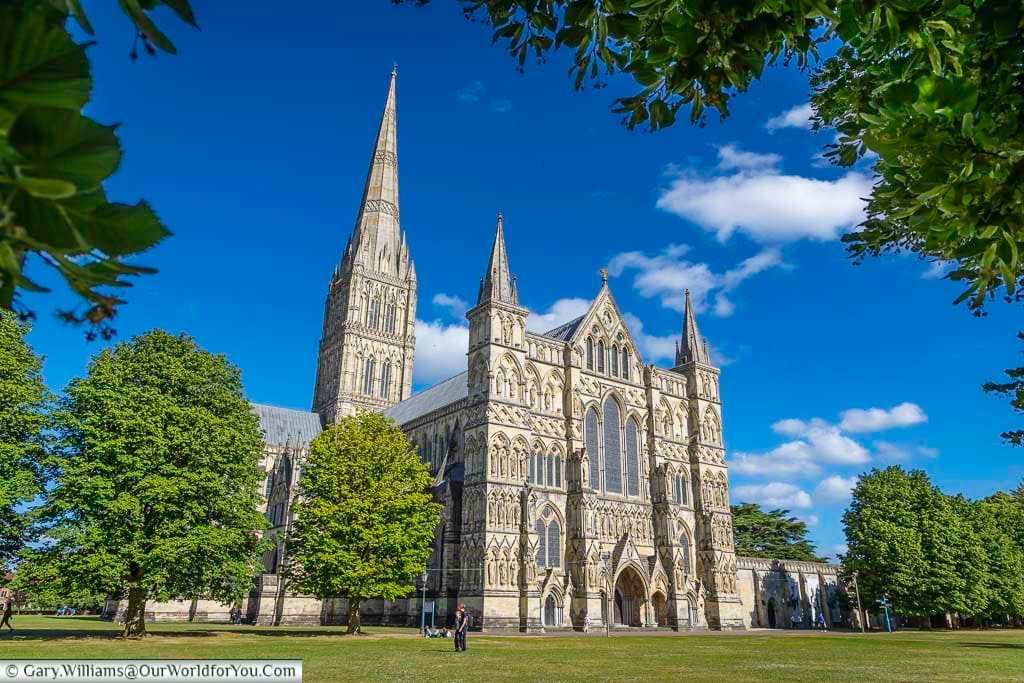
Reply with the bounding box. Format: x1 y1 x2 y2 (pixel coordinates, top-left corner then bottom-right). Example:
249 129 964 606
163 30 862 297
959 642 1024 649
3 628 394 641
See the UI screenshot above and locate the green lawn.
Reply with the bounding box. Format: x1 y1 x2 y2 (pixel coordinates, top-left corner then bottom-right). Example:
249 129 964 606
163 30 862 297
1 616 1022 682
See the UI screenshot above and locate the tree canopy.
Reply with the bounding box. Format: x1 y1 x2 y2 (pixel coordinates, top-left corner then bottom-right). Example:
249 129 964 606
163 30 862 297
0 310 49 563
33 330 268 636
843 467 1024 622
399 0 1023 315
730 502 826 563
0 1 197 336
287 413 442 634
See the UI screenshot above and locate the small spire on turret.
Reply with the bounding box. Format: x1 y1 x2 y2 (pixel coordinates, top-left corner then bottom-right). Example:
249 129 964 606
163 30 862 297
477 212 518 305
678 289 710 365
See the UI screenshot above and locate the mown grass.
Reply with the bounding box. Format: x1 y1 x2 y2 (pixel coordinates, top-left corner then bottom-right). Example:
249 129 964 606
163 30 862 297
1 616 1022 682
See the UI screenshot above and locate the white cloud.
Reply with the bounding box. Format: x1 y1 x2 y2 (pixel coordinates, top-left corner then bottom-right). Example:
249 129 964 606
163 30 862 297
526 298 592 333
457 80 485 103
922 260 955 280
717 144 782 170
431 293 468 319
413 319 468 385
832 544 849 559
608 243 783 317
765 103 814 131
490 99 512 114
622 312 676 363
733 482 813 509
838 402 927 433
771 418 809 437
874 440 939 462
804 514 820 527
656 145 873 244
730 441 822 478
815 475 857 504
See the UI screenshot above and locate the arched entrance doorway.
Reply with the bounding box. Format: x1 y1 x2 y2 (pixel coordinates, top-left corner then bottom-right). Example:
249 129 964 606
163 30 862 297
613 566 646 627
652 591 668 627
767 598 777 628
543 594 561 627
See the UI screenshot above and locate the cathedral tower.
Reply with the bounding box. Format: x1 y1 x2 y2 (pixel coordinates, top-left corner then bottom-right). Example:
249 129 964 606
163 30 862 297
674 290 745 628
312 69 417 424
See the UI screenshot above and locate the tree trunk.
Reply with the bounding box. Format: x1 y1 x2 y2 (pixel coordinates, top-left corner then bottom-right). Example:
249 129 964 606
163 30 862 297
346 599 361 635
122 585 148 638
188 598 198 623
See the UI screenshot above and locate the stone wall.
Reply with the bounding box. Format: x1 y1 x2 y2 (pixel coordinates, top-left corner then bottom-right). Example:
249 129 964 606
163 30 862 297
735 556 850 629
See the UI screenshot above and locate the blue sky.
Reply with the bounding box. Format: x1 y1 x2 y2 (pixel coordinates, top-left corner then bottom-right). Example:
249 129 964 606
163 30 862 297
21 2 1022 559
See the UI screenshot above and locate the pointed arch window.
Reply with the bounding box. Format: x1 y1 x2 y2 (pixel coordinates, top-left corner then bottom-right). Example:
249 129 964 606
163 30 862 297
535 518 547 567
546 450 555 486
529 448 537 484
585 408 600 490
679 532 692 574
621 348 630 381
610 344 619 376
384 302 397 333
553 453 562 489
536 508 561 568
597 340 605 373
603 399 622 495
362 357 375 395
380 361 392 399
367 298 381 330
586 338 594 370
676 473 689 505
625 417 640 497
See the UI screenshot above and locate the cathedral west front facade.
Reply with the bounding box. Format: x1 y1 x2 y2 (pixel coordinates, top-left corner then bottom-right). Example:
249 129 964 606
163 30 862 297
111 71 847 631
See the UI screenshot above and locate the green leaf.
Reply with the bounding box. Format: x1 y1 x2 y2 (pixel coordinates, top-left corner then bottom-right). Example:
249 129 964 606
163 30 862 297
961 112 974 138
9 108 121 188
117 0 178 54
18 176 76 199
0 6 92 112
159 0 198 28
66 0 95 35
82 201 170 256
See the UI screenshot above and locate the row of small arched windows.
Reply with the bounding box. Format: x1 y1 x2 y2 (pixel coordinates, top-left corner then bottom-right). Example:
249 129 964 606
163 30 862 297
586 337 630 380
529 450 563 489
361 357 394 399
364 297 398 334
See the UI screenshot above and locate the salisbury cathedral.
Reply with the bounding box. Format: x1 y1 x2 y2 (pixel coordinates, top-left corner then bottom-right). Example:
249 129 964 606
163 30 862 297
107 72 848 632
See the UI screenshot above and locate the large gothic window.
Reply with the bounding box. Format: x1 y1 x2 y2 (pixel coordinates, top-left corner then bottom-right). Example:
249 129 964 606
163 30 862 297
362 357 375 395
610 344 619 376
380 362 392 399
597 340 606 373
603 399 622 494
621 348 630 381
384 302 397 333
625 417 640 497
546 450 555 486
586 338 594 370
585 408 600 489
553 453 562 489
547 518 561 568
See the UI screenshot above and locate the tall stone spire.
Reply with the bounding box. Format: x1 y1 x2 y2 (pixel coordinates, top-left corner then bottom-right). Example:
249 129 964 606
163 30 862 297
345 68 404 277
676 289 710 365
477 213 517 305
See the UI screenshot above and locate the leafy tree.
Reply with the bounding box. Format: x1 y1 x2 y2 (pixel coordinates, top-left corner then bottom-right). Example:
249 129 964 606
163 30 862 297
286 413 441 634
730 502 825 563
969 496 1024 620
843 467 933 614
36 330 268 637
0 310 49 563
0 1 197 336
398 0 1023 314
8 553 105 611
983 332 1024 446
843 467 993 619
